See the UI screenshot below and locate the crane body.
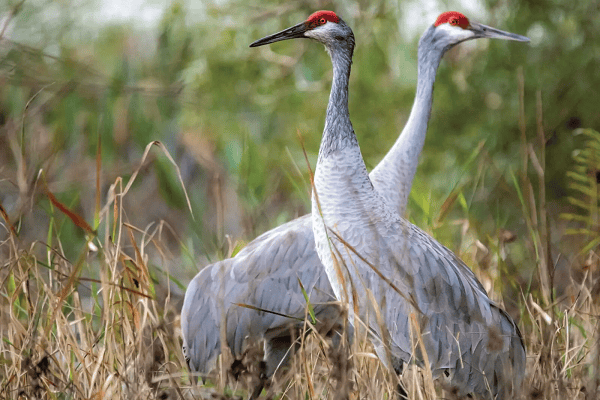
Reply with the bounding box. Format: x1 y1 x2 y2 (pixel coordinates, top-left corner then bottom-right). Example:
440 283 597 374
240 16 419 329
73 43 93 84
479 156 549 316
182 12 437 384
299 10 527 399
182 215 342 380
182 9 529 399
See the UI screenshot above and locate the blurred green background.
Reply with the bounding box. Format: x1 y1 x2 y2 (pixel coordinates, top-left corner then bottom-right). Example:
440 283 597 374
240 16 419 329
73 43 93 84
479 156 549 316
1 0 598 296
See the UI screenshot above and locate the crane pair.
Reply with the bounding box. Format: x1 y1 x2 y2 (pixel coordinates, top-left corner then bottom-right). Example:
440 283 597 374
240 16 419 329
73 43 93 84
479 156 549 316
181 10 529 399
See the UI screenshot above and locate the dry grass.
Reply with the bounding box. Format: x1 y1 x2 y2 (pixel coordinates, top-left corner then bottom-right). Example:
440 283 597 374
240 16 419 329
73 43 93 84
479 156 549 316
1 109 599 400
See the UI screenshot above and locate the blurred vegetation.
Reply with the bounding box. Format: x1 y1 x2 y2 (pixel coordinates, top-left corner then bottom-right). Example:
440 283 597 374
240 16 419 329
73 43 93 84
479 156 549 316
1 0 599 397
1 0 598 293
2 0 598 279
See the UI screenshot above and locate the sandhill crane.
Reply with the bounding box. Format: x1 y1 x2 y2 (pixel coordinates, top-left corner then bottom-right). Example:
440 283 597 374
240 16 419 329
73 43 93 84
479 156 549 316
181 10 529 398
257 10 529 399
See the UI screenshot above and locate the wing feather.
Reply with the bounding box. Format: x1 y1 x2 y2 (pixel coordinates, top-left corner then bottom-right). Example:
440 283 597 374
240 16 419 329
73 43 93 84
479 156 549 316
181 215 343 374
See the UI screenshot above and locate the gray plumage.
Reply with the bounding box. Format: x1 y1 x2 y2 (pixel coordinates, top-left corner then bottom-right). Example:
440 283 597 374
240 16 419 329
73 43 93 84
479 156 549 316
181 10 529 398
182 215 344 378
309 12 528 399
181 12 435 383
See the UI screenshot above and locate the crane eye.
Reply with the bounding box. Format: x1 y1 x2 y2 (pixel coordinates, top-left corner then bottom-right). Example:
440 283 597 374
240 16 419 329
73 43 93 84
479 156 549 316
319 18 326 24
450 18 458 26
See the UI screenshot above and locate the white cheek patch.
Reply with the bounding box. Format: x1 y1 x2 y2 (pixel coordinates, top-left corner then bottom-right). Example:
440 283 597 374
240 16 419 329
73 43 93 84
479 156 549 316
436 23 475 42
305 23 338 41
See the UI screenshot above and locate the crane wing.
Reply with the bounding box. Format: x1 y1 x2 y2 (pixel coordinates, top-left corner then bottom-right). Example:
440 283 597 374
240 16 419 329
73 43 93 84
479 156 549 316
181 215 341 373
363 218 525 396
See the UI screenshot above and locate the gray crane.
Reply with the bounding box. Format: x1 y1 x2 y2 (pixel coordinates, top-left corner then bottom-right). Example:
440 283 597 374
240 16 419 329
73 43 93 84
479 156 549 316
181 10 528 399
255 10 528 399
182 10 431 389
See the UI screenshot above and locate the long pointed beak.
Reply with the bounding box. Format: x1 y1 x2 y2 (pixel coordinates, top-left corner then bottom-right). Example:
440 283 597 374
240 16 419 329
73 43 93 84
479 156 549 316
249 21 309 47
469 21 530 42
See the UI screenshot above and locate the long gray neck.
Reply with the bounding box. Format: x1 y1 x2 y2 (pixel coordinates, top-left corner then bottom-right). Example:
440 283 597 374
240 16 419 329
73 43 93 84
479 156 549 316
317 47 357 160
369 26 444 215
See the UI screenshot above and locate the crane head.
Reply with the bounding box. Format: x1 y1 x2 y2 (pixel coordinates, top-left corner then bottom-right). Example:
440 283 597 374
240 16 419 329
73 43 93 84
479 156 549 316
431 11 529 50
249 10 354 52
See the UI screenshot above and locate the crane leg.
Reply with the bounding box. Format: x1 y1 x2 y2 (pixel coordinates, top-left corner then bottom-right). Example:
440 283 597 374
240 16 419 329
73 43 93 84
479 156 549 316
394 363 408 400
248 360 267 400
396 382 408 400
250 334 296 399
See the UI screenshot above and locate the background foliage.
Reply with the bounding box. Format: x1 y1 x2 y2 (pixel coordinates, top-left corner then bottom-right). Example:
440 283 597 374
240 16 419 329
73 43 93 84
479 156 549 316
2 0 598 259
1 0 599 398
